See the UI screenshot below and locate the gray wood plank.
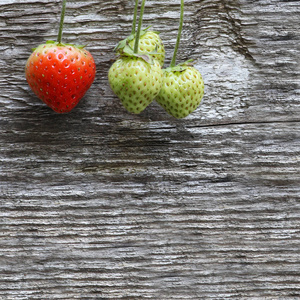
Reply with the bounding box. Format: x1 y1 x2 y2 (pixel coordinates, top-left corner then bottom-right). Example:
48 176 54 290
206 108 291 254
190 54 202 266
0 0 299 299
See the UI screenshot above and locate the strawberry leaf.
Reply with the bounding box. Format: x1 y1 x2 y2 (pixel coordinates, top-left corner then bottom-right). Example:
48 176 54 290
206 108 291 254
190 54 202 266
51 41 87 49
146 45 162 56
135 53 154 64
120 45 154 64
139 26 153 37
122 45 135 56
114 33 135 52
114 27 159 53
164 59 194 73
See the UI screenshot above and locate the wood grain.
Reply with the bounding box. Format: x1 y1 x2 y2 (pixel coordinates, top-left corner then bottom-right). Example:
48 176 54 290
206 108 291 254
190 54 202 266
0 0 299 299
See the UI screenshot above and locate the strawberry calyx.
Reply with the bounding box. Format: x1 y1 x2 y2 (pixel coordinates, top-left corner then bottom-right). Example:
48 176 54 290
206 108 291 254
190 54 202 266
114 26 158 52
120 44 156 64
164 59 194 73
32 40 86 52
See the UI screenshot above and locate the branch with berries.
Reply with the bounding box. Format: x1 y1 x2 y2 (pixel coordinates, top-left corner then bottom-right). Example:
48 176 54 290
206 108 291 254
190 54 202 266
109 0 205 118
108 0 164 114
25 0 204 119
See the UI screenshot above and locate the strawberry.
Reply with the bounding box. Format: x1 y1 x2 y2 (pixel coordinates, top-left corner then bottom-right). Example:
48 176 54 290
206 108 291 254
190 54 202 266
114 0 165 67
25 42 96 113
25 0 96 113
156 0 204 118
116 28 165 67
108 56 163 114
108 0 163 114
128 29 165 67
156 63 204 118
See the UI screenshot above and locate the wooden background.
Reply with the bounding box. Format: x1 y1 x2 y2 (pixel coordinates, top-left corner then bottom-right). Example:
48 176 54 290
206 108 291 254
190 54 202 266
0 0 300 299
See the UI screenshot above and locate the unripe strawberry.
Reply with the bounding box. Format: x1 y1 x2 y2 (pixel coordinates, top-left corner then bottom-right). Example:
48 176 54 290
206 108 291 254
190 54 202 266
156 66 204 119
128 30 165 67
109 0 163 114
115 0 165 67
108 56 163 114
156 0 205 118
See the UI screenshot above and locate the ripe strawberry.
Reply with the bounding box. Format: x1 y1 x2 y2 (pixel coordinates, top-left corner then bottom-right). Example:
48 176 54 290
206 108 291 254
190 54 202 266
156 64 204 118
25 42 96 113
24 0 96 113
108 56 163 114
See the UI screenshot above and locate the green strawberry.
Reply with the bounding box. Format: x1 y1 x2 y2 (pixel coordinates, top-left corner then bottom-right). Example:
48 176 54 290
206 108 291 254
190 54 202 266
115 28 165 67
109 0 163 114
114 1 165 67
128 30 165 67
156 64 204 119
156 0 204 118
108 55 163 114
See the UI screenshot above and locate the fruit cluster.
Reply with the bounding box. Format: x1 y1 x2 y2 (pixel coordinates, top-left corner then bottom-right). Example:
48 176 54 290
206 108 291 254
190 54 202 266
25 0 204 119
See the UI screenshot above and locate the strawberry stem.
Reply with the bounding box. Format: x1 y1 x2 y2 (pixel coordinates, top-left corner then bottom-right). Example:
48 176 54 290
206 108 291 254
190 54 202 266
170 0 184 67
131 0 139 35
57 0 67 44
134 0 146 54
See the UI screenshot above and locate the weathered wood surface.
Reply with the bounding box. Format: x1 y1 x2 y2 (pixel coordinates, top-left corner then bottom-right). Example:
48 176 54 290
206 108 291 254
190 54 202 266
0 0 300 299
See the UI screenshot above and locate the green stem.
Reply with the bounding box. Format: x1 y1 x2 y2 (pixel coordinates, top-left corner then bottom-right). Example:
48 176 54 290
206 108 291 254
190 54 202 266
170 0 184 67
57 0 67 44
134 0 146 54
131 0 139 35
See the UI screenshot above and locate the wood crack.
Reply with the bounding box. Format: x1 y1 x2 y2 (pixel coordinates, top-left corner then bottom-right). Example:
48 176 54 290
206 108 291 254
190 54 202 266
220 0 255 62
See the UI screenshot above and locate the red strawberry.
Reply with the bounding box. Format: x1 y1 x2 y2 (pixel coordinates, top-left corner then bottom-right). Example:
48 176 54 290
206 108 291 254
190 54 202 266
25 0 96 113
25 42 96 113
